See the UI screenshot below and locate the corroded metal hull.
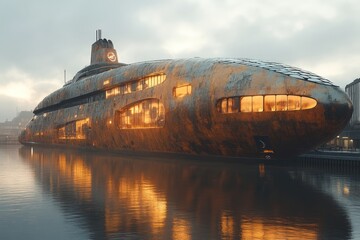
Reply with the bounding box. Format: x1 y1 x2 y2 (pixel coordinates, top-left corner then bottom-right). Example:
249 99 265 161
19 38 353 158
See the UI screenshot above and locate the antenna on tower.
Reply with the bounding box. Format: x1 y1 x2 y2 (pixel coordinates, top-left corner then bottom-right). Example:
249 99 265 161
96 29 102 41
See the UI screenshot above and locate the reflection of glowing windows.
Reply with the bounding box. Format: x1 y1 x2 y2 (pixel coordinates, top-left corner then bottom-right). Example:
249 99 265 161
173 84 192 98
221 213 234 240
58 118 90 140
116 99 165 129
241 217 318 240
173 217 191 240
105 74 166 99
217 95 317 113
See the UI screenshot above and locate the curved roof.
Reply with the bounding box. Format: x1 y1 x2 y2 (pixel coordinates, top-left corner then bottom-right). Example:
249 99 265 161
217 58 335 86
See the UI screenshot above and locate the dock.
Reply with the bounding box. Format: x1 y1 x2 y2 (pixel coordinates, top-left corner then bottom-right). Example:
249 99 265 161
296 150 360 170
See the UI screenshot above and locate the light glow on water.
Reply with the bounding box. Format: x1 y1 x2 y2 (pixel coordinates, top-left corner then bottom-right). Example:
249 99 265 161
1 145 360 240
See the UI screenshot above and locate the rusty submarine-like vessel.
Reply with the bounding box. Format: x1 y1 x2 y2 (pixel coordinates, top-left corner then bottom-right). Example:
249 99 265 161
19 31 353 159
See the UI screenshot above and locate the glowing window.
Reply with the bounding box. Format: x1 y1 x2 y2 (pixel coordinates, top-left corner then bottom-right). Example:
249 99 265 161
58 118 90 140
252 96 263 112
105 74 166 98
288 96 301 110
264 95 276 112
228 97 240 113
106 87 120 98
220 99 227 113
276 95 288 111
218 97 240 113
240 97 252 112
103 79 110 85
301 96 317 110
174 84 192 98
117 99 165 129
217 95 317 114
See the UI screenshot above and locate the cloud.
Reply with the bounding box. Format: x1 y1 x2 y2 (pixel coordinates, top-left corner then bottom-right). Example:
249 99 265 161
0 67 61 121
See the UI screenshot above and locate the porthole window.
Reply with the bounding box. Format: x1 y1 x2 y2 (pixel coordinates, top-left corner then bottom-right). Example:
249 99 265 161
217 95 317 114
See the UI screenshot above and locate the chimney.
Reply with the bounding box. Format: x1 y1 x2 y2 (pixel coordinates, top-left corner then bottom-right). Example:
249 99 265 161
96 29 102 41
90 30 119 65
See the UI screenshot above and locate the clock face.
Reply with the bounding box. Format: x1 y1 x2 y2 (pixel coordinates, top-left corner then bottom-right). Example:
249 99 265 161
107 51 117 62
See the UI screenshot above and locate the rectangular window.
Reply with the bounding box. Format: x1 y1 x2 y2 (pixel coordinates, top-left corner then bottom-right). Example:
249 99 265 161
276 95 288 111
131 82 137 92
221 99 227 113
75 119 89 139
58 118 90 140
252 96 263 112
240 96 252 112
264 95 276 112
124 84 131 94
228 97 240 113
173 85 192 98
58 127 65 139
288 95 301 110
103 79 110 85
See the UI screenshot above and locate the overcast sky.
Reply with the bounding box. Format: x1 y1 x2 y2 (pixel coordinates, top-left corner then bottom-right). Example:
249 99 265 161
0 0 359 122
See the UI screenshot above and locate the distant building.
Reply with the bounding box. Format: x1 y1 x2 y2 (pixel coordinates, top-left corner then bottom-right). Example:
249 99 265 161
346 78 360 125
318 79 360 151
0 111 33 144
340 78 360 149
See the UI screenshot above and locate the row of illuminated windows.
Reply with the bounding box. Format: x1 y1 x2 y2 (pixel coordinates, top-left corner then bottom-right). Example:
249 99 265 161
116 99 165 129
217 95 317 113
106 74 166 98
34 74 193 116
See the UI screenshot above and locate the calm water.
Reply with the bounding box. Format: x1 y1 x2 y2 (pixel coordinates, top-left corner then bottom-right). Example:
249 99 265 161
0 145 360 240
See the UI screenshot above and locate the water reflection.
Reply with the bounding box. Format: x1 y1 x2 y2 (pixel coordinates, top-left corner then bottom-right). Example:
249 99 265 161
19 146 351 240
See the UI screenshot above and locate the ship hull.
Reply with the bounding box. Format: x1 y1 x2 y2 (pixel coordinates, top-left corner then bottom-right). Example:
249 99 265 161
19 58 353 158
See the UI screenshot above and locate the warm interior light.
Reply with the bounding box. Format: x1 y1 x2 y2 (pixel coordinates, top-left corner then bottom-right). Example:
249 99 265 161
174 84 192 98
